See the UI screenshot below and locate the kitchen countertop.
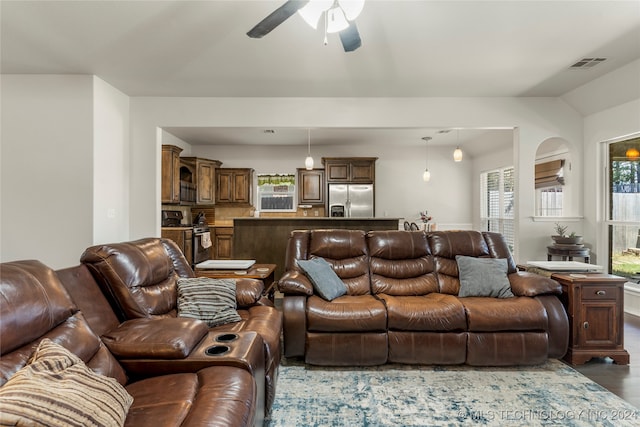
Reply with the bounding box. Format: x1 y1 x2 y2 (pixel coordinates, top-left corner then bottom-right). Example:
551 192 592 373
234 217 400 221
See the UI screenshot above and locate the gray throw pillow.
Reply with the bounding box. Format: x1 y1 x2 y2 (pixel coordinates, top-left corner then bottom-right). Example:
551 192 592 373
456 255 514 298
177 277 242 327
297 257 347 301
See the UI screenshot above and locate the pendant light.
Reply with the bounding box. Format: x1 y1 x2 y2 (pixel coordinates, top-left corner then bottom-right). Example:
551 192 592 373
422 137 431 182
453 129 463 162
305 129 314 170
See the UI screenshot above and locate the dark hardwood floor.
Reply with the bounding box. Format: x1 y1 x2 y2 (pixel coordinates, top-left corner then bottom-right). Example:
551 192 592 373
573 313 640 409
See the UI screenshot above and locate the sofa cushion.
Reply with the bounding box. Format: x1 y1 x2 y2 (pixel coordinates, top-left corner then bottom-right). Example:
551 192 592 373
297 258 347 301
124 366 257 427
461 297 548 331
177 277 242 327
307 295 387 332
0 339 133 427
380 293 467 331
456 256 514 298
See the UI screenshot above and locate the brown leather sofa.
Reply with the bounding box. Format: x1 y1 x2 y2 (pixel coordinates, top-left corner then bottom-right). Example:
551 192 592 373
1 260 258 427
79 237 282 412
278 229 569 366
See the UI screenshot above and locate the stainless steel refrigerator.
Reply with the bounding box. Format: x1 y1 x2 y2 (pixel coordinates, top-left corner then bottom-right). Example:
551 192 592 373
328 184 374 218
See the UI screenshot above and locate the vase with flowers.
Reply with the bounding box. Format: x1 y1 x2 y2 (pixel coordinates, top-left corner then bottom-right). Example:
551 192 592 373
420 211 432 224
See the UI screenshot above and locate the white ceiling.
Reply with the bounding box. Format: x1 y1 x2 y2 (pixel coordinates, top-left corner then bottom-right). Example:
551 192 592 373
2 0 639 152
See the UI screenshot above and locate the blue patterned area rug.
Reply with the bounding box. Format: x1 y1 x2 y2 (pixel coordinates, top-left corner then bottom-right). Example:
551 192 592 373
265 359 639 426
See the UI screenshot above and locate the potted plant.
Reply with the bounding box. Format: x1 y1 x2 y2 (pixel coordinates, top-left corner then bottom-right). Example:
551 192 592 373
552 222 583 245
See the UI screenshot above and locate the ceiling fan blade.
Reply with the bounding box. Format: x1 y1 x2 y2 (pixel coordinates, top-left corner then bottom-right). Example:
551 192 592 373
247 0 310 38
339 22 362 52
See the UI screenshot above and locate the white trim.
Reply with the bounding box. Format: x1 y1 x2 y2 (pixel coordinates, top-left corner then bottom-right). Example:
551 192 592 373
531 216 582 222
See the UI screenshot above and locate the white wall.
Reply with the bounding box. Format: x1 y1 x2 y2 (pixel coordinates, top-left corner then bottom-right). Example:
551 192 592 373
93 77 130 244
193 142 473 225
564 59 640 267
583 99 640 266
1 75 94 268
130 96 584 263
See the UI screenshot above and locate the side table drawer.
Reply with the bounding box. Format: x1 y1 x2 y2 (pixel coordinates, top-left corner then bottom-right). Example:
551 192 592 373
581 285 618 301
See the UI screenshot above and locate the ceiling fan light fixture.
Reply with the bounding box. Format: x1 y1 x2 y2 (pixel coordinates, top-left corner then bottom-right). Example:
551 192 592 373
339 0 365 21
326 7 350 33
298 0 333 29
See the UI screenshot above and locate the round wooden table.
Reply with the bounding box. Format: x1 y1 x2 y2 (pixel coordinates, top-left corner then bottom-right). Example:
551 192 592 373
547 245 590 263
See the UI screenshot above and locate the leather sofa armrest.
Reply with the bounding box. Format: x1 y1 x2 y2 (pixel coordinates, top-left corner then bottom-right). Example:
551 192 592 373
508 271 562 297
278 271 314 296
235 278 264 308
102 318 208 359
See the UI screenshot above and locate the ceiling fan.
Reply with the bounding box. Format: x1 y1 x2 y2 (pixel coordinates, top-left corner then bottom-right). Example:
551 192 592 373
247 0 363 52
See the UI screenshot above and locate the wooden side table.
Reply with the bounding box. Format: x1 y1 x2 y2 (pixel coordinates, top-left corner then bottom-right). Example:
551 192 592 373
552 273 629 365
195 263 277 300
547 246 590 263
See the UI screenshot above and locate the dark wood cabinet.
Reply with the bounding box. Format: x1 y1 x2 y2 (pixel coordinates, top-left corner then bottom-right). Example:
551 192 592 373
216 168 253 205
553 273 629 365
161 145 182 203
297 168 325 205
323 157 376 183
214 227 234 259
161 227 193 265
181 157 222 205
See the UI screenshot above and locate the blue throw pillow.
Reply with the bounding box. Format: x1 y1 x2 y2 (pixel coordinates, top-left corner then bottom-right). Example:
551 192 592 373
456 255 514 298
297 257 347 301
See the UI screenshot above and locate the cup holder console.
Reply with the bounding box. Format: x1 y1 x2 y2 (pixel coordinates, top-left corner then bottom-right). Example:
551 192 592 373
215 333 239 343
205 345 230 356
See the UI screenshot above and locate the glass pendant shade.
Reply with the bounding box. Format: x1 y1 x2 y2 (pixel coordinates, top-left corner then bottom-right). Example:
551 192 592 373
423 169 431 182
453 147 463 162
305 155 314 170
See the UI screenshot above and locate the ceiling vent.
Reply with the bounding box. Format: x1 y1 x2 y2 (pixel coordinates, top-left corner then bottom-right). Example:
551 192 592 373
570 58 607 69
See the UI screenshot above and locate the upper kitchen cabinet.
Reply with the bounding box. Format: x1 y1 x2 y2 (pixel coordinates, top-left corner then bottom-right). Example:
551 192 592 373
162 145 183 204
181 157 222 205
323 157 377 183
297 168 325 206
216 168 254 205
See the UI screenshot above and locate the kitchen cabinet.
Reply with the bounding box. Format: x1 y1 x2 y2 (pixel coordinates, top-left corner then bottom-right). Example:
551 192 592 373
216 168 254 205
214 227 234 259
161 227 193 265
553 273 629 365
323 157 376 183
297 168 325 206
181 157 222 205
161 145 183 203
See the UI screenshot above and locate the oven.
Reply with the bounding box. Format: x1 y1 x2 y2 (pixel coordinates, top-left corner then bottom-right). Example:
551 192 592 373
161 210 212 267
192 225 212 265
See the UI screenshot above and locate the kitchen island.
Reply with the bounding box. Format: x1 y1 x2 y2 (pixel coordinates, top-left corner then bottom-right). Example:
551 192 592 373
233 217 401 280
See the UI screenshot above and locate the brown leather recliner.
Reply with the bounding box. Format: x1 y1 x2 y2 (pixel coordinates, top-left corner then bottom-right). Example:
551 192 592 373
0 260 257 427
279 229 569 366
79 238 282 412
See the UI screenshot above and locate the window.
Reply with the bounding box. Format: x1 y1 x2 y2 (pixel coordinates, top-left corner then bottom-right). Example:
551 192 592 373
535 159 565 216
257 174 296 212
606 137 640 279
538 186 563 216
481 167 515 251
